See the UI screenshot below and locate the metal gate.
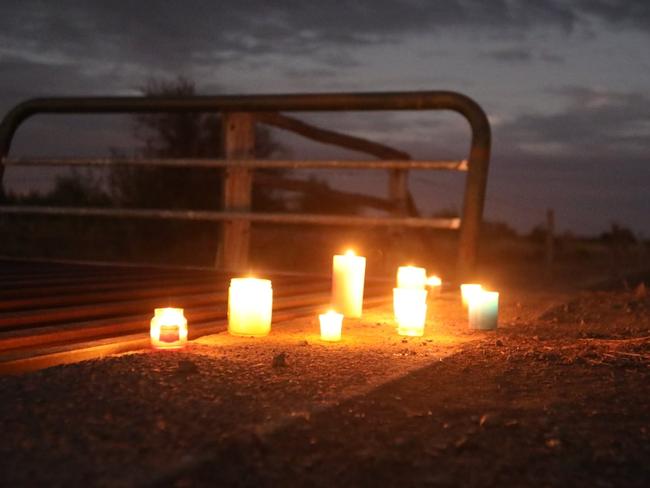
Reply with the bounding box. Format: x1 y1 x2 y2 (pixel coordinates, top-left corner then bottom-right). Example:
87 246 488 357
0 91 491 278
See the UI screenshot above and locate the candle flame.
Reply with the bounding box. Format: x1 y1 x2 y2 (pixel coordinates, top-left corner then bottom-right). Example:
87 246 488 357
345 249 355 256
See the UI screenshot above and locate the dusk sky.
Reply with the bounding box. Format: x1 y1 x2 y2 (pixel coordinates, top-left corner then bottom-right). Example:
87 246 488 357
1 1 649 235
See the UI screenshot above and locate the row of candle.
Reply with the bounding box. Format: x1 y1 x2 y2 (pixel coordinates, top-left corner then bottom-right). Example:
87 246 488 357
149 250 499 348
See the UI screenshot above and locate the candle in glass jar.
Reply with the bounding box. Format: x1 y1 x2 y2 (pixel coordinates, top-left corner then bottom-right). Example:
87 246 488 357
397 265 427 289
319 310 343 342
228 278 273 337
331 250 366 318
393 288 428 336
460 283 482 307
468 290 499 330
150 307 188 349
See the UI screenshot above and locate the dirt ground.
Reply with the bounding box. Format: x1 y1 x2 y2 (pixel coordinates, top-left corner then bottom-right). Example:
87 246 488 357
0 278 648 487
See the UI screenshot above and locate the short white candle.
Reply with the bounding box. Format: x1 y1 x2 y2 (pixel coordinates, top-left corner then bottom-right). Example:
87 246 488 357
319 310 343 342
468 290 499 330
393 288 428 336
397 265 427 289
228 278 273 337
331 250 366 318
150 307 188 349
426 275 442 295
460 283 482 307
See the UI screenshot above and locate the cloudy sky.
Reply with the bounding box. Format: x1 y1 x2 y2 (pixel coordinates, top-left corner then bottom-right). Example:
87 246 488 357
1 0 649 235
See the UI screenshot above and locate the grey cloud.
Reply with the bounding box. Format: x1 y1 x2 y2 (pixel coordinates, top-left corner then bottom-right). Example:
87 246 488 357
498 87 650 161
1 1 645 76
483 48 533 63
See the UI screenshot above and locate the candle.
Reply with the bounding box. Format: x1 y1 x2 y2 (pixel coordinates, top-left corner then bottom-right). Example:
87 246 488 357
150 307 188 349
426 275 442 295
331 249 366 318
397 265 427 289
460 283 482 307
319 310 343 342
468 290 499 330
393 288 428 336
228 278 273 337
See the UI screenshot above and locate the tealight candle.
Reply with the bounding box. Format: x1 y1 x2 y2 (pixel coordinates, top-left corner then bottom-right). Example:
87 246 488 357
468 290 499 330
228 278 273 337
319 310 343 342
426 275 442 295
393 288 428 336
331 249 366 318
397 266 427 289
150 307 188 349
460 283 482 307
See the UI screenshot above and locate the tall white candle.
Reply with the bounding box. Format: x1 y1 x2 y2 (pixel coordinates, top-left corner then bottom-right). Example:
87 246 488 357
331 250 366 318
397 266 427 289
228 278 273 336
393 288 428 336
468 290 499 330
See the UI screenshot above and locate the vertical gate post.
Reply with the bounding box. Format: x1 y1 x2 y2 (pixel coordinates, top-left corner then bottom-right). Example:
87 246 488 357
457 112 491 280
216 112 255 270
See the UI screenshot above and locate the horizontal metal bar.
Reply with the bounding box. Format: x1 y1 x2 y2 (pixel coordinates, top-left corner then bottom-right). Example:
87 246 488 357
1 158 468 171
0 205 461 229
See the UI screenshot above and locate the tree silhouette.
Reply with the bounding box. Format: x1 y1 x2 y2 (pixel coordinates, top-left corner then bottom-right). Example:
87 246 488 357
110 77 283 211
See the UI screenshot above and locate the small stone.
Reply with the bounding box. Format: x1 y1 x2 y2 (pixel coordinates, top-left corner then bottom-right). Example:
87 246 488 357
545 438 561 448
454 436 468 449
297 340 309 346
272 352 288 368
176 360 199 375
495 339 504 347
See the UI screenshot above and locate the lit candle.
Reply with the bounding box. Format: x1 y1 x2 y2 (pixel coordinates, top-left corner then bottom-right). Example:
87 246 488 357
468 290 499 330
393 288 428 336
426 275 442 295
319 310 343 342
228 278 273 337
460 283 482 307
397 265 427 289
150 307 188 349
331 249 366 318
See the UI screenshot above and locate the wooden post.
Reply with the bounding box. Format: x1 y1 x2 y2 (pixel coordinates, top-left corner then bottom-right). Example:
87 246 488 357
545 208 555 268
216 112 255 270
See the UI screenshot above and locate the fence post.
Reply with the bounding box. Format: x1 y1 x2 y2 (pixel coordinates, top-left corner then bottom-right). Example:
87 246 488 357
216 112 255 270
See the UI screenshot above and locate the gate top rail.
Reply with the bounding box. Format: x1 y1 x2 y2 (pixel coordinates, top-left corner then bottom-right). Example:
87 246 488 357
0 90 489 159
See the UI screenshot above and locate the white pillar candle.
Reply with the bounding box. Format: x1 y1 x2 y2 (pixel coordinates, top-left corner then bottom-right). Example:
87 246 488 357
150 307 188 349
228 278 273 337
397 265 427 289
393 288 428 336
319 310 343 342
426 275 442 295
460 283 482 307
468 290 499 330
331 250 366 318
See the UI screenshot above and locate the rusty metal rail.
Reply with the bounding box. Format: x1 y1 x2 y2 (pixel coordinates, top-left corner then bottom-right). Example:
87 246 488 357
0 91 491 277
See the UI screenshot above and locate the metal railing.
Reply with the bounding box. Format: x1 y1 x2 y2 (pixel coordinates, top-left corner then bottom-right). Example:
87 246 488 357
0 91 491 277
